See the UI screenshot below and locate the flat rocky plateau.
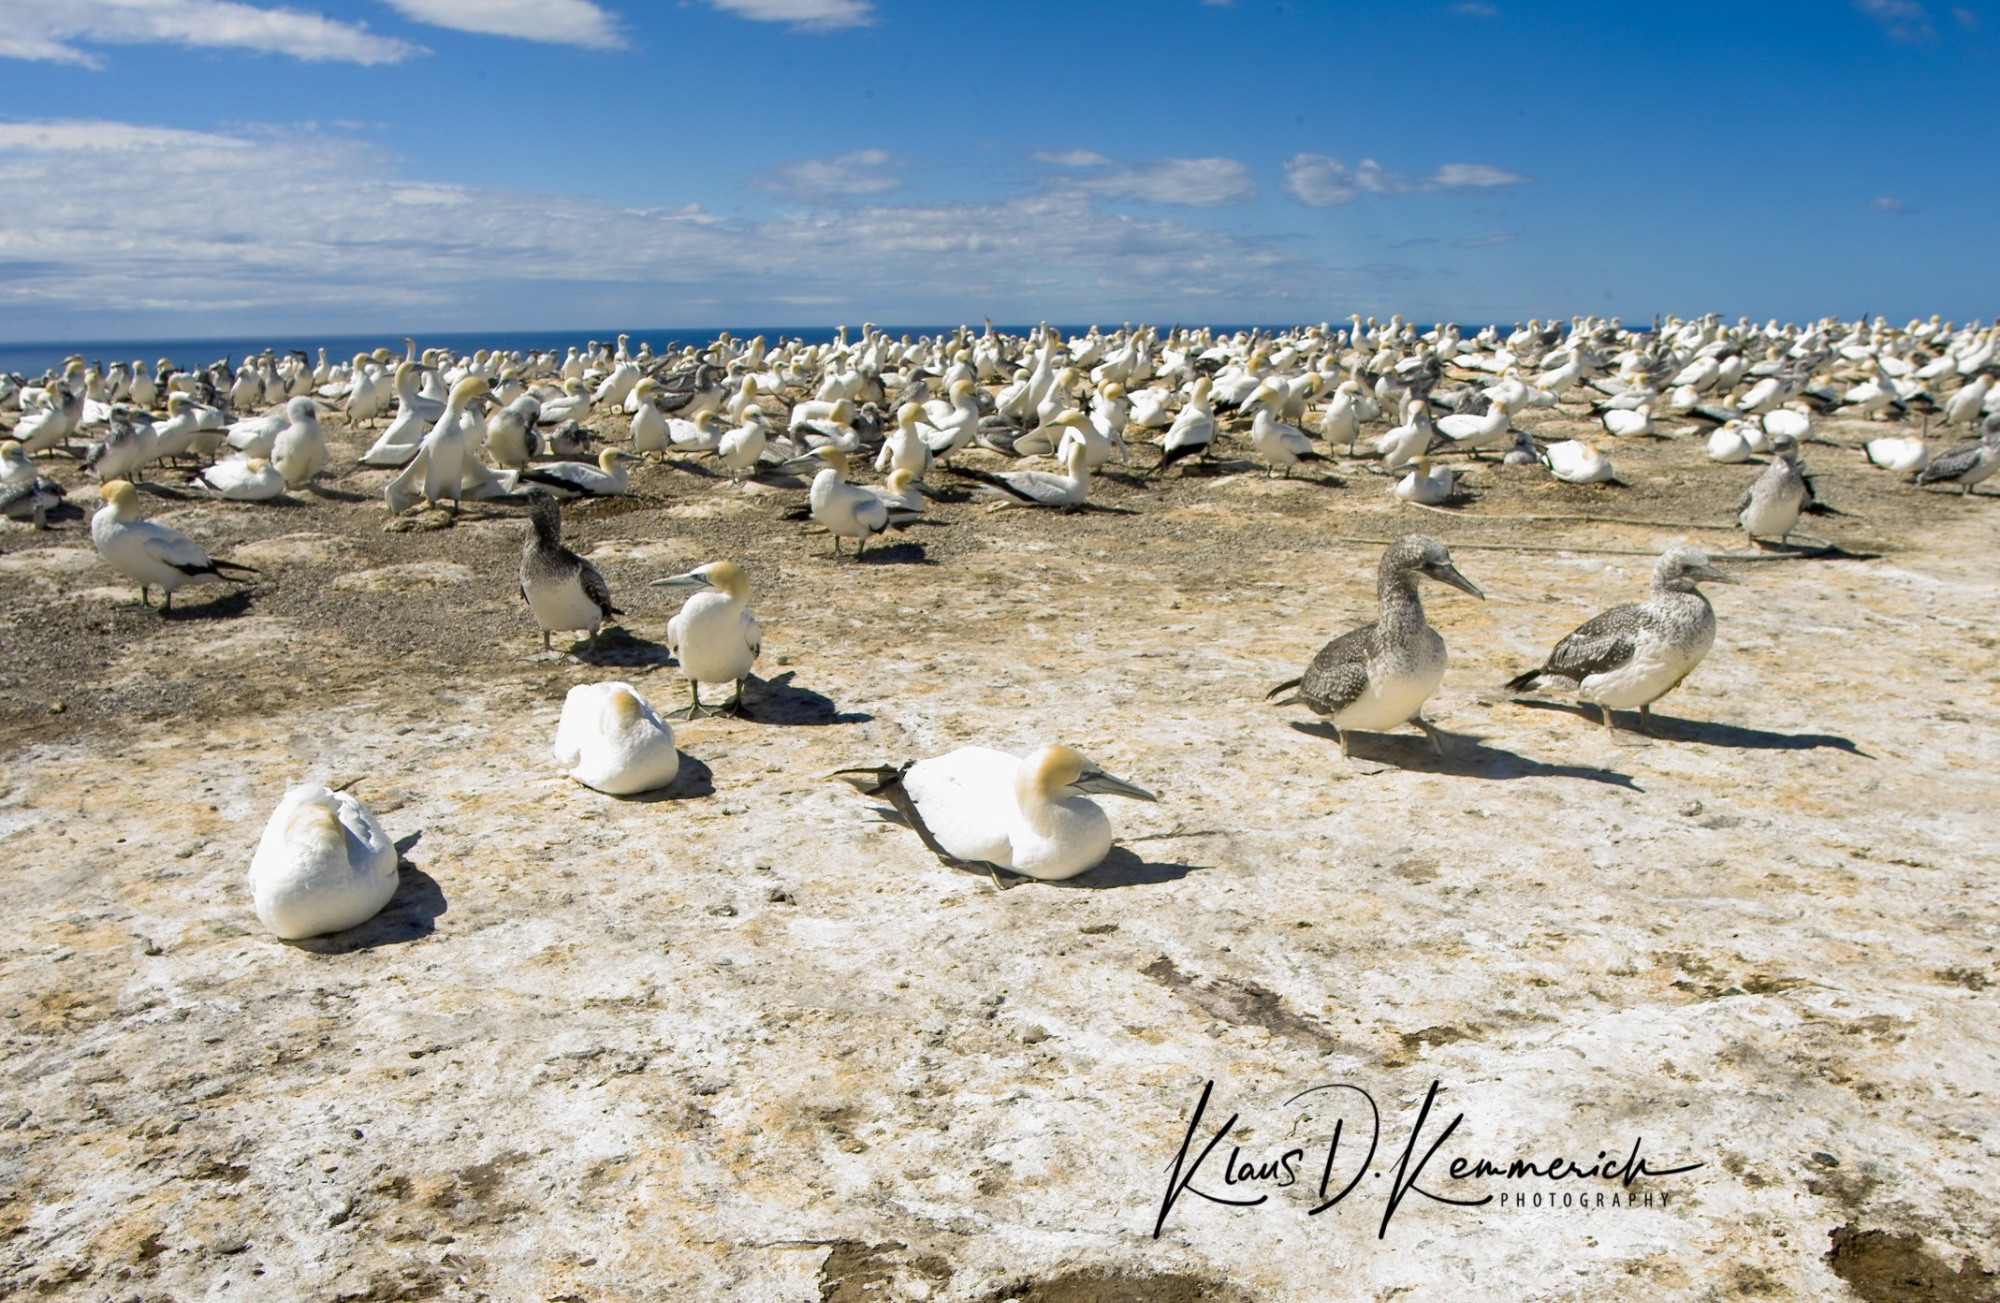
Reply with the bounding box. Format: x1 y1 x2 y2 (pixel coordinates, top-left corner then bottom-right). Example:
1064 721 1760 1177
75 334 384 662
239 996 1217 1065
1 402 1995 1302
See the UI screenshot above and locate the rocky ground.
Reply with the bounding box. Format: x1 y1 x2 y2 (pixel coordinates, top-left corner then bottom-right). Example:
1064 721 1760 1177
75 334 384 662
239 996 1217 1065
1 394 1996 1302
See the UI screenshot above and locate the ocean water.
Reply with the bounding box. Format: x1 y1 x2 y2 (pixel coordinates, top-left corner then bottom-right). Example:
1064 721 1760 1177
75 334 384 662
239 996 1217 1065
0 323 1384 379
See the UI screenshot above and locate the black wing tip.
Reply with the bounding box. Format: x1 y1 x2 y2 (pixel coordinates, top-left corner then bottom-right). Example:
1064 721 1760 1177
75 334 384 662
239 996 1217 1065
1264 676 1303 702
1502 668 1544 692
830 763 910 795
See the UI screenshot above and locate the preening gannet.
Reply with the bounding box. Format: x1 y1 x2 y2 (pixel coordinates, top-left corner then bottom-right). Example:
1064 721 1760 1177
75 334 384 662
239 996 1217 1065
91 480 256 610
519 447 637 499
1267 535 1483 759
553 682 681 796
653 560 761 716
384 377 491 512
834 744 1158 882
519 490 621 650
247 783 399 940
1505 546 1733 732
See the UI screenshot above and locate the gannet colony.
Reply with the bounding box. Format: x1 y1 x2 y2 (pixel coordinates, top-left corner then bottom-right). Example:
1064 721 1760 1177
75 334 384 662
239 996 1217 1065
1 315 1996 1301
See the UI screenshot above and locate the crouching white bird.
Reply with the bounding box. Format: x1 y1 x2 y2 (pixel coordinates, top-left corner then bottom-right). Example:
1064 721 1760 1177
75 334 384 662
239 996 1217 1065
1544 439 1618 484
552 681 681 796
833 744 1158 882
1393 455 1454 505
1862 433 1928 473
653 560 761 717
193 456 287 501
247 784 399 940
91 480 257 611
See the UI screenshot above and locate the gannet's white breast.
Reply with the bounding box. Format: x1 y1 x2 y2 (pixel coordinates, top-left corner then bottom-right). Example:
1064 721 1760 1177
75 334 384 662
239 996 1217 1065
902 747 1113 881
553 682 680 796
667 591 759 687
1332 627 1447 732
247 784 399 940
1579 617 1715 711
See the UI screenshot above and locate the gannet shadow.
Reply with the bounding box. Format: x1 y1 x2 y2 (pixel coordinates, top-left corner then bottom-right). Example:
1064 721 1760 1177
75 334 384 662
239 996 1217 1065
291 848 446 954
1288 720 1642 789
622 752 714 802
305 483 371 503
1507 699 1869 753
857 542 932 566
160 589 254 621
570 626 674 668
749 671 872 726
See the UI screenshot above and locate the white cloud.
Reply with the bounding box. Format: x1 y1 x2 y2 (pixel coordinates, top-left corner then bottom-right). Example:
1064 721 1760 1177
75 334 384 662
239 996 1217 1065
752 149 902 198
0 0 419 67
1037 153 1255 207
0 118 1348 334
1284 153 1527 206
1855 0 1935 40
1869 195 1913 213
381 0 623 48
706 0 873 30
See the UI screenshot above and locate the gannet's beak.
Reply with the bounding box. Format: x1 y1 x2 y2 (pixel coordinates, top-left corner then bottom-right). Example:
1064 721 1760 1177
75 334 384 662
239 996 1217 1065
1429 562 1485 600
1072 769 1158 802
777 453 822 475
651 570 712 590
1691 562 1738 584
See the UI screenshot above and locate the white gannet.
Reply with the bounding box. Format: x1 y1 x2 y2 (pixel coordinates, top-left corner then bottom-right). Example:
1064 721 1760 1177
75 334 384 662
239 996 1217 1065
1862 432 1928 473
360 363 434 465
798 446 916 556
919 379 981 463
14 382 80 456
1544 439 1618 484
653 560 762 716
147 394 204 464
194 456 286 501
91 480 256 611
1505 546 1734 733
629 378 669 453
712 407 772 480
1246 393 1323 478
1706 421 1755 464
519 490 622 650
518 447 638 499
1393 454 1454 505
1267 535 1483 760
833 744 1158 882
247 783 400 940
1435 393 1516 457
1601 403 1654 438
1152 377 1215 475
383 377 491 512
553 681 681 796
270 397 328 488
877 404 936 479
82 409 156 482
956 421 1094 509
1374 398 1434 471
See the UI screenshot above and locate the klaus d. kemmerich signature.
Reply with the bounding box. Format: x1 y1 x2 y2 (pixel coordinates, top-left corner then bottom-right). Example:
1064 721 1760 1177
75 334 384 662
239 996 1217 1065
1155 1079 1704 1240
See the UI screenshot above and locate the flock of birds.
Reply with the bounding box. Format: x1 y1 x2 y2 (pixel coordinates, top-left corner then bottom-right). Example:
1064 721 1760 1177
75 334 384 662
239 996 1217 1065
6 312 1994 936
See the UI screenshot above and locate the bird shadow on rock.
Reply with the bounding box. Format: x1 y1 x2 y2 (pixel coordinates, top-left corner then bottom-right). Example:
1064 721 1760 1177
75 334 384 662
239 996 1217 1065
133 482 195 501
747 670 871 726
569 626 674 668
859 806 1203 889
1510 700 1870 755
620 752 715 802
1288 719 1642 789
857 542 931 566
161 589 254 621
305 483 371 503
1742 539 1881 561
289 835 445 955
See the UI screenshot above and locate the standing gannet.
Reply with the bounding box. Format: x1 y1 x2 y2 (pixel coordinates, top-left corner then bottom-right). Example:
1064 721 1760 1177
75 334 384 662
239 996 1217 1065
878 404 936 479
1152 377 1215 475
653 561 762 716
833 744 1157 882
485 394 540 468
91 480 257 611
148 394 204 464
247 784 400 940
1505 545 1735 733
1266 535 1484 760
1246 392 1323 478
1436 393 1516 458
628 378 669 453
553 682 681 796
383 377 491 512
519 490 621 651
1738 433 1812 543
712 407 772 480
797 446 916 556
360 363 433 466
1914 426 2000 494
270 396 328 488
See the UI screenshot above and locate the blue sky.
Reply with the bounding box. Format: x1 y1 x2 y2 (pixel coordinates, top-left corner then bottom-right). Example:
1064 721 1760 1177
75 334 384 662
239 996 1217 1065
0 0 1991 338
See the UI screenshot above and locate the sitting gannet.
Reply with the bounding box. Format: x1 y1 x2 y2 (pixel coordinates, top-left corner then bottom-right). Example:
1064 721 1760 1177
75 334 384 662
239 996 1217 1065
1504 545 1734 733
247 783 400 939
194 456 286 501
1392 455 1453 505
518 490 621 650
653 560 761 716
1266 535 1483 760
91 480 256 611
834 744 1157 882
1738 433 1812 543
1544 439 1618 484
1862 433 1928 473
519 447 637 499
270 396 328 488
553 681 680 796
954 417 1094 509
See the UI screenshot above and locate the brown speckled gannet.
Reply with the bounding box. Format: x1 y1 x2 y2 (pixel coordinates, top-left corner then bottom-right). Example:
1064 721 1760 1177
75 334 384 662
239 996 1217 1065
1504 546 1734 734
1267 535 1484 760
518 490 621 651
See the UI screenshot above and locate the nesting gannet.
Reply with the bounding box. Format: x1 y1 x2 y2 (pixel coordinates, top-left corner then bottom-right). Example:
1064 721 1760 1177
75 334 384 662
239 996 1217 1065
1862 433 1928 473
0 445 63 526
1706 422 1755 464
653 561 761 716
955 421 1094 509
519 447 637 499
91 481 256 610
1266 535 1483 759
270 397 328 488
629 378 669 453
1544 439 1618 484
194 456 286 501
1913 427 2000 494
553 682 681 796
247 784 400 940
516 490 621 651
1393 455 1453 505
798 446 916 556
148 394 205 464
833 744 1157 882
1505 546 1734 732
1601 403 1654 438
1738 433 1812 542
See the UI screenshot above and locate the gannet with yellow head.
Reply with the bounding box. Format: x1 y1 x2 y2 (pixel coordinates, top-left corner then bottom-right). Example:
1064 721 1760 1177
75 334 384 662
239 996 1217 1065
553 681 681 795
652 560 761 716
247 783 400 940
91 480 257 611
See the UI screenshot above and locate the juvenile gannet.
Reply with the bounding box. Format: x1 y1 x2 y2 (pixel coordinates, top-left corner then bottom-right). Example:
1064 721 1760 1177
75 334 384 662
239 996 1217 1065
553 681 681 796
1738 433 1812 542
83 409 156 482
798 446 916 556
519 490 621 650
1266 535 1483 759
247 784 400 940
484 394 540 468
1913 427 2000 494
91 480 256 611
519 447 637 498
653 561 762 716
834 744 1157 882
194 456 286 501
1505 546 1734 733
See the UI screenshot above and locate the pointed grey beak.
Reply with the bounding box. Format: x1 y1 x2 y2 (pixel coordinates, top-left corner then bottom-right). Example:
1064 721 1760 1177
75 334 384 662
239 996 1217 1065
1072 769 1158 802
1692 563 1737 584
651 571 711 590
778 454 823 475
1430 562 1486 600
